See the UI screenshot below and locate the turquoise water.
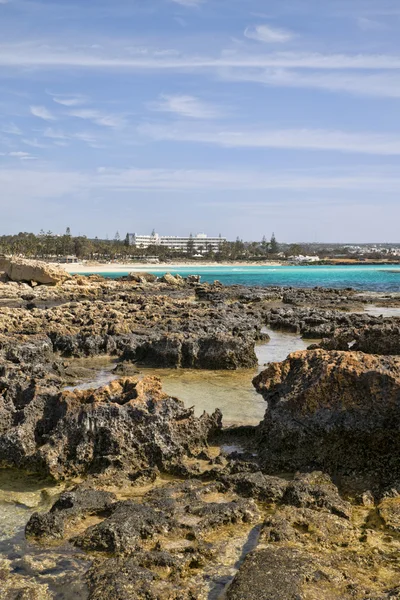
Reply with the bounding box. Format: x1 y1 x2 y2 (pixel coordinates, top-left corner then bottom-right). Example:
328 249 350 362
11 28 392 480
76 265 400 292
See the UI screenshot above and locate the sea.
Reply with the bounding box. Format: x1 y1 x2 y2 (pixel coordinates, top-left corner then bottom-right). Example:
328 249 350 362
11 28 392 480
75 265 400 293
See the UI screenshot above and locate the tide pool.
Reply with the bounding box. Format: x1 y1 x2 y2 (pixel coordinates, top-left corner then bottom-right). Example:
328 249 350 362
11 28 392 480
75 265 400 292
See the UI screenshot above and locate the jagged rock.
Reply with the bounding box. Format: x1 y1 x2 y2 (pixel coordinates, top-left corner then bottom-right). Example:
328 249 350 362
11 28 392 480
127 272 157 284
86 557 198 600
254 350 400 484
25 486 116 539
0 377 222 479
133 333 258 369
159 273 184 286
261 506 355 546
281 472 351 519
226 547 313 600
74 501 172 554
219 471 288 503
378 498 400 532
2 258 69 286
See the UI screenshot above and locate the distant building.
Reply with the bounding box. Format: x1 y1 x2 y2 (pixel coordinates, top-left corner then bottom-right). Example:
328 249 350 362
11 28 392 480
127 232 226 253
290 255 320 263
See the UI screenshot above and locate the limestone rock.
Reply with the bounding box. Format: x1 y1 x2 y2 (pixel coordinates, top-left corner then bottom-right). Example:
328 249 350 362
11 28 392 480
254 350 400 483
2 258 69 285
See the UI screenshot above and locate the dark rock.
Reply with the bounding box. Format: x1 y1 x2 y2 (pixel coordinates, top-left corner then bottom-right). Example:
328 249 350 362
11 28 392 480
281 472 351 519
74 501 172 554
219 471 288 503
254 350 400 485
226 547 312 600
25 512 65 540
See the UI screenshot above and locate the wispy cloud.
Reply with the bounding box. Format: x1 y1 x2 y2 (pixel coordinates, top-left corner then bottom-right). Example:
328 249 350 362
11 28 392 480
8 151 36 160
149 94 222 119
2 166 400 197
221 67 400 98
4 43 400 70
1 122 22 135
43 127 103 147
139 123 400 156
68 109 126 128
357 17 387 31
30 105 57 121
52 95 88 107
170 0 205 7
244 24 294 44
22 138 47 149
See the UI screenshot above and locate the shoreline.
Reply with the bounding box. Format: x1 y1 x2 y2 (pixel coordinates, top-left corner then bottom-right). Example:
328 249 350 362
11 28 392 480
61 261 283 273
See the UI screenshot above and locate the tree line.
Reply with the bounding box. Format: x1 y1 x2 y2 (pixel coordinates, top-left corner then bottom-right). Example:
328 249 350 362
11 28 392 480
0 230 283 261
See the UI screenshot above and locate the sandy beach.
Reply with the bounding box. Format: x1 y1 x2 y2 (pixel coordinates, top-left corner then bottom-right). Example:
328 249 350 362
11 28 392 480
61 261 283 274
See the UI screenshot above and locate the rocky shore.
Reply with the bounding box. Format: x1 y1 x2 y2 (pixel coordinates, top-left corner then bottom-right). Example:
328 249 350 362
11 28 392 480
1 257 400 599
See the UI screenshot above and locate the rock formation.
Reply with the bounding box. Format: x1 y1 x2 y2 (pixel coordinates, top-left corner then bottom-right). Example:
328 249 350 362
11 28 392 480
0 257 69 285
254 349 400 485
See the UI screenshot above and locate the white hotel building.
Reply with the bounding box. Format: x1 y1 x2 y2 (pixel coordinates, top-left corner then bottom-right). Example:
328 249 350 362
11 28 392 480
127 233 226 253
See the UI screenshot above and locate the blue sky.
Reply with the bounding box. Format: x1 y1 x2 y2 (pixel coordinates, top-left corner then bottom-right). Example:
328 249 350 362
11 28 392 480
1 0 400 242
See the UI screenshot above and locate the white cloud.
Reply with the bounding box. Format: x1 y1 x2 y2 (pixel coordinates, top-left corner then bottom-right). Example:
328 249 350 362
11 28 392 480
139 123 400 156
43 128 69 140
244 24 293 44
357 17 386 31
170 0 204 7
30 105 57 121
68 109 126 128
53 95 87 107
150 94 222 119
1 123 22 135
221 67 400 98
1 166 400 198
43 127 103 147
8 151 37 160
4 43 400 70
22 138 47 149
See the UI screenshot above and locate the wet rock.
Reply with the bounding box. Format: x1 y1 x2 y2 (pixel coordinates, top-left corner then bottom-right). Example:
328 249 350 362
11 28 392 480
226 547 313 600
74 501 172 554
261 506 355 546
86 557 198 600
281 472 351 519
188 498 260 532
219 471 288 503
25 511 65 540
254 350 400 485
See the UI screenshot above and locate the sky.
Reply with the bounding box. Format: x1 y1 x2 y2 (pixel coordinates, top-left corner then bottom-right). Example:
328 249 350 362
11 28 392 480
0 0 400 242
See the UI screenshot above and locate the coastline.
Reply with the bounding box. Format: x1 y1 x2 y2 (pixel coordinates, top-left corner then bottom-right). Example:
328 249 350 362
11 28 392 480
62 261 283 273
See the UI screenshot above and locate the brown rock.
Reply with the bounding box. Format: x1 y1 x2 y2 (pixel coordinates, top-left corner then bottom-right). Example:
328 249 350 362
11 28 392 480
3 258 69 285
254 350 400 483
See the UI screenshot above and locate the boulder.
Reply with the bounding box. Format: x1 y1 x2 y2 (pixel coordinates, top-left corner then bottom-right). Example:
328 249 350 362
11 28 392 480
159 273 184 286
253 350 400 484
127 272 157 284
2 258 69 285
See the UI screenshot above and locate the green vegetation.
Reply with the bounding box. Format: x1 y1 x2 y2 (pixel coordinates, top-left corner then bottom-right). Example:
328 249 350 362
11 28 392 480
0 230 285 262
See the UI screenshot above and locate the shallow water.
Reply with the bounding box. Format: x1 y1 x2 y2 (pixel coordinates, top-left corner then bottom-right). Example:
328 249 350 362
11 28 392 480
74 265 400 292
63 329 311 426
363 305 400 318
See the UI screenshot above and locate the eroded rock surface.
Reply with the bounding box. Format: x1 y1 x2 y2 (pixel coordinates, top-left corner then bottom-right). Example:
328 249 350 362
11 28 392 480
0 376 221 480
254 350 400 484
